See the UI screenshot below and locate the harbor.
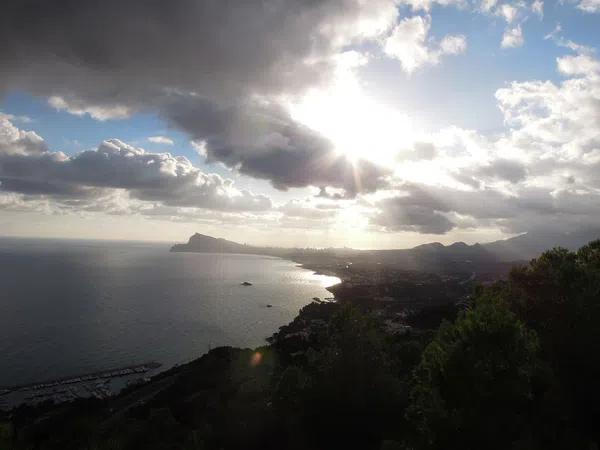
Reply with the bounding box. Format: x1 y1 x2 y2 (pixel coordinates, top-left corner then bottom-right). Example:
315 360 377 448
0 362 161 411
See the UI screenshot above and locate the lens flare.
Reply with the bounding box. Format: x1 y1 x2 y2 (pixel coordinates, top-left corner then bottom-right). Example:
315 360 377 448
250 351 263 367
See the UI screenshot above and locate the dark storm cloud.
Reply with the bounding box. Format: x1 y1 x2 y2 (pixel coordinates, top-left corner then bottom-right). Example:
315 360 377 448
372 181 600 235
372 185 456 234
373 200 456 234
0 0 395 194
371 183 534 233
0 0 328 99
0 178 98 198
161 96 390 195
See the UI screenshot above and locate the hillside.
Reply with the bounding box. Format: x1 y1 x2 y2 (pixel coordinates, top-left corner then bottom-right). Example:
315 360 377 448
483 229 600 261
170 229 600 269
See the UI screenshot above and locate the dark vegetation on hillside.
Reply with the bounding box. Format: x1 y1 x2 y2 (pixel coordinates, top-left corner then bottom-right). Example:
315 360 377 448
3 240 600 450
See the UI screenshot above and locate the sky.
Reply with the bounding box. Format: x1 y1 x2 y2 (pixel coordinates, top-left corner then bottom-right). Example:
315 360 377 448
0 0 599 249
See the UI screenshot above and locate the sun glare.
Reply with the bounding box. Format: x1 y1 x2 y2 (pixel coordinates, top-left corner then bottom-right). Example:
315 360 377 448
289 56 420 166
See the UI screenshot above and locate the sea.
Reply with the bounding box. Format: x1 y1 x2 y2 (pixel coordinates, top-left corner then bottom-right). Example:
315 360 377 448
0 238 339 387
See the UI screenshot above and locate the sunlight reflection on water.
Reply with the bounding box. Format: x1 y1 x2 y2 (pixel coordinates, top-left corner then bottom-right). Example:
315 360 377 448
303 271 341 289
0 239 341 386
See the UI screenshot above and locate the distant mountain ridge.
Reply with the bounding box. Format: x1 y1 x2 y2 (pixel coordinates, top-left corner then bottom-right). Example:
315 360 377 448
170 233 291 257
171 229 600 265
483 229 600 261
171 233 255 254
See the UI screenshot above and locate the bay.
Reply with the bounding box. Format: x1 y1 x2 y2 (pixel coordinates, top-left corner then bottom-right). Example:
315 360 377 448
0 238 339 386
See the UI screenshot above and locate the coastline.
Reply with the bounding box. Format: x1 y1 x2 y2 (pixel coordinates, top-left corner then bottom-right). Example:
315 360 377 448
2 243 475 411
0 362 162 411
1 252 340 411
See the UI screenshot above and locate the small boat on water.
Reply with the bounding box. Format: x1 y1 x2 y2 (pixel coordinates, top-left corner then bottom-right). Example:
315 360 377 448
266 304 273 308
241 281 253 286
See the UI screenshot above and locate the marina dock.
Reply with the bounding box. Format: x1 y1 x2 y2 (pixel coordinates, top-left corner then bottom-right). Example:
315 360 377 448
0 362 161 411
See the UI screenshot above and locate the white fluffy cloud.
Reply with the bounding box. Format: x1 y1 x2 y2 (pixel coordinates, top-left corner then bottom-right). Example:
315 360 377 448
0 115 271 214
478 1 533 48
384 15 467 73
398 0 465 11
0 116 47 156
578 0 600 12
531 0 544 17
370 45 600 235
557 54 600 76
501 25 524 48
440 34 468 55
148 136 174 146
48 96 132 121
499 3 519 22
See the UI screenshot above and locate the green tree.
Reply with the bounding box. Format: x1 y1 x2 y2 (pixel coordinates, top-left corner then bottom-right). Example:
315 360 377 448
407 296 540 450
275 306 405 450
498 241 600 442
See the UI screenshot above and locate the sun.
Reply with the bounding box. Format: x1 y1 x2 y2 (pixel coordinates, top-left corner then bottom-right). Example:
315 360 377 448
288 57 420 166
